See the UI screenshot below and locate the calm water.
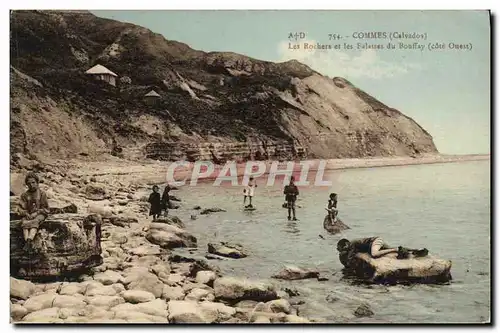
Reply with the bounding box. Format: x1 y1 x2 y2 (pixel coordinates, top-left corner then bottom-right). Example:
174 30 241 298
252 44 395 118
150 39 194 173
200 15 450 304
167 160 490 323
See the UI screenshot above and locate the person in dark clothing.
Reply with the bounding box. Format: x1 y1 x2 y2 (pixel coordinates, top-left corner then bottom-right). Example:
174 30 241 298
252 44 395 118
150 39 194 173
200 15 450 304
326 193 338 223
337 237 429 265
161 184 171 217
148 185 162 221
283 176 299 221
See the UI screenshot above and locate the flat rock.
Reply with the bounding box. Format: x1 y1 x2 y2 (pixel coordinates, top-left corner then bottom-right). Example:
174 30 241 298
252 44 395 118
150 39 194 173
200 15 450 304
111 298 168 318
52 294 86 309
121 290 156 303
86 295 125 308
323 216 350 234
207 242 247 259
213 276 278 303
146 223 197 249
271 265 320 280
21 307 62 323
93 270 123 285
341 251 453 284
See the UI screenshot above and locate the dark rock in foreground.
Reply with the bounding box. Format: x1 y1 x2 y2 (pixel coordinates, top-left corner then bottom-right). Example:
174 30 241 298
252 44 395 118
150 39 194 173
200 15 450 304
10 214 103 280
354 303 374 317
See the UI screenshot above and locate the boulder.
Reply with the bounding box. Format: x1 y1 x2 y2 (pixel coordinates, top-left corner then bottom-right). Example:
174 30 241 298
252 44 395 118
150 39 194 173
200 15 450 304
271 265 320 280
213 276 278 303
84 185 108 201
93 270 123 285
161 285 185 301
354 303 374 317
10 214 102 279
23 293 57 312
166 273 186 285
121 290 156 303
207 242 247 259
104 216 139 228
265 299 292 314
21 307 63 323
125 272 164 298
154 216 185 229
10 303 28 320
196 270 217 286
167 300 236 323
185 288 215 302
340 251 453 284
167 300 208 323
323 216 350 234
111 299 168 318
168 253 219 277
86 295 125 308
59 283 86 296
146 223 197 249
10 277 36 299
52 294 86 309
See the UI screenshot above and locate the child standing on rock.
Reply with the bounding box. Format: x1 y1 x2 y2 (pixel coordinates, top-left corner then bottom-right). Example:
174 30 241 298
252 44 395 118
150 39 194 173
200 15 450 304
326 193 339 223
148 185 162 221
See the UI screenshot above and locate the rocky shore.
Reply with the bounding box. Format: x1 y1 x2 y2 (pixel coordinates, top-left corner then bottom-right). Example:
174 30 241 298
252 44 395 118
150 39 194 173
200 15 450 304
10 161 317 324
10 154 486 323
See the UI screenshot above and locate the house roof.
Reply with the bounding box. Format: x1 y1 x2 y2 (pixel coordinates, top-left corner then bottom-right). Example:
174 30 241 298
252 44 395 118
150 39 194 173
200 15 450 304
85 64 118 77
145 90 161 97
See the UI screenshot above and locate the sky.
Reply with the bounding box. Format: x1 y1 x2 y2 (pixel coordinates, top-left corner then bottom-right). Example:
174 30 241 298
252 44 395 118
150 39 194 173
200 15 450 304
92 10 491 155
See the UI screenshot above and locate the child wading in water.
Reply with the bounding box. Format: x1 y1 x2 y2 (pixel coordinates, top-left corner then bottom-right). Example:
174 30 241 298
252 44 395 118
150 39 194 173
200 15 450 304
148 185 162 221
244 177 257 208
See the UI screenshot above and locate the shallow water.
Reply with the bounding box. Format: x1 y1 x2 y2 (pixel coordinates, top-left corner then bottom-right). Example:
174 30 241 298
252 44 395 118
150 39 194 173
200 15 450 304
167 160 490 323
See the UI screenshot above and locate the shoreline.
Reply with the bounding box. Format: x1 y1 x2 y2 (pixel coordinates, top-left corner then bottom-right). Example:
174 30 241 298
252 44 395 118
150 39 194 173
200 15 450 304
57 153 490 186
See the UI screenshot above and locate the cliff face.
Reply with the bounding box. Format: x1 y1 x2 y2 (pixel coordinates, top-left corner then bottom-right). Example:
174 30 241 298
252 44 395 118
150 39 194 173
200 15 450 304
10 10 438 164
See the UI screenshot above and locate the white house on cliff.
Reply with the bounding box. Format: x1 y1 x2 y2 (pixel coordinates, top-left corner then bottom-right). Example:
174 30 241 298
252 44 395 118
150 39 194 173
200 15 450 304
85 64 118 86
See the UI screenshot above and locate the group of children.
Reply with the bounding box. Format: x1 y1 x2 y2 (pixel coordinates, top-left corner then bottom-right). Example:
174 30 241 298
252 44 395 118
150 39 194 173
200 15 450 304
147 176 340 223
148 184 171 221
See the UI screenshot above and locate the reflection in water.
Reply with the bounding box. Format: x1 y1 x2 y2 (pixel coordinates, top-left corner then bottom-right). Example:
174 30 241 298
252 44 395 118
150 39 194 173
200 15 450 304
284 221 300 235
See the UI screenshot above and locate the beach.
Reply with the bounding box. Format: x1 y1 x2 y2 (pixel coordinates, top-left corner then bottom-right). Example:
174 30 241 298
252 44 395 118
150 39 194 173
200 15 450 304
9 154 490 323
